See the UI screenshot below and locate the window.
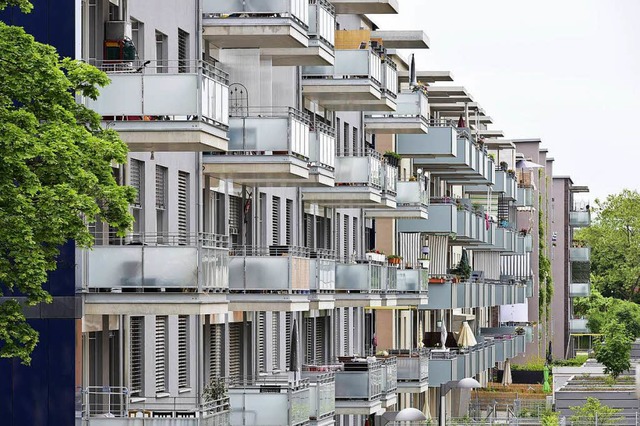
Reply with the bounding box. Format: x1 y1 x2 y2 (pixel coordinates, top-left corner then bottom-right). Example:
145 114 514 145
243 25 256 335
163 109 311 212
178 171 189 243
155 316 168 394
130 159 144 236
272 196 280 245
155 166 167 238
178 316 189 389
130 316 144 395
285 199 293 246
155 30 168 73
343 122 350 155
131 18 143 60
178 28 189 73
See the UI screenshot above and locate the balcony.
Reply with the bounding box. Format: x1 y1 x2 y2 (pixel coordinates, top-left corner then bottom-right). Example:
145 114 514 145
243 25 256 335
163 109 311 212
493 170 518 201
263 0 337 66
364 91 429 134
569 282 591 297
397 124 457 158
516 187 534 208
330 0 399 14
389 349 429 393
380 358 398 408
203 0 309 49
87 60 229 152
203 107 314 186
335 261 384 307
80 233 228 314
302 48 397 111
228 246 311 311
309 250 336 310
81 387 230 425
309 122 336 187
302 370 336 425
397 200 456 234
366 177 429 219
428 341 496 387
228 376 311 426
570 210 591 228
495 226 517 253
335 358 384 415
395 269 429 306
491 334 526 362
514 234 533 254
302 150 384 207
569 318 590 333
569 247 591 262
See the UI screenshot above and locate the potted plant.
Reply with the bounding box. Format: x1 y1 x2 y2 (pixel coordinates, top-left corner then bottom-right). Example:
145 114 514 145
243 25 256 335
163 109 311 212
488 153 496 162
366 249 385 263
383 151 401 168
472 203 483 214
387 254 402 265
507 169 516 177
519 228 529 236
499 161 508 171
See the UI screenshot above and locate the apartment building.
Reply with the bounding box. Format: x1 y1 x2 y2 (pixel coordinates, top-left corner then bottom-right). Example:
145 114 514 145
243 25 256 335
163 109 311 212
1 1 594 425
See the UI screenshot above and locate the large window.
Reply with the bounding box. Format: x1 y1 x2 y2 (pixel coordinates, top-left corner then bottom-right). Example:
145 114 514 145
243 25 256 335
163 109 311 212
155 30 168 73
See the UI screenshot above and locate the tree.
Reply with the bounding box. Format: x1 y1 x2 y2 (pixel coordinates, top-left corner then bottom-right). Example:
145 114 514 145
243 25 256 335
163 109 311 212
570 397 622 425
594 322 632 379
575 290 640 339
576 190 640 301
0 3 135 364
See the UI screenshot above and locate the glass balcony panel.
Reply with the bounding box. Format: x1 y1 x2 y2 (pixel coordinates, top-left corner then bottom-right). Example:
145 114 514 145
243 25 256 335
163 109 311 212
570 282 591 297
229 247 310 292
302 372 335 421
336 262 382 291
364 91 429 134
383 60 398 96
335 151 382 187
335 361 383 400
569 247 590 262
381 358 398 395
204 0 310 27
309 122 336 169
397 203 456 233
427 281 455 309
392 350 429 381
396 269 428 292
309 256 336 292
397 126 457 157
428 353 458 386
397 180 429 206
516 187 534 207
570 211 591 227
309 0 335 46
570 319 590 333
383 163 398 193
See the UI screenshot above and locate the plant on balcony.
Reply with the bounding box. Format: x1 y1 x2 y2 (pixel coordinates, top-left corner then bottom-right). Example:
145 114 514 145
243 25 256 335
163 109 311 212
488 153 496 162
383 151 401 167
500 161 509 171
451 249 471 281
507 169 516 177
472 203 483 214
387 254 403 265
411 81 428 96
203 378 228 404
519 228 530 236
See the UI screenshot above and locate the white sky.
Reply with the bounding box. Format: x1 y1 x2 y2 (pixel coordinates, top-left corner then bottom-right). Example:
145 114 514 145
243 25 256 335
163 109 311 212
374 0 640 202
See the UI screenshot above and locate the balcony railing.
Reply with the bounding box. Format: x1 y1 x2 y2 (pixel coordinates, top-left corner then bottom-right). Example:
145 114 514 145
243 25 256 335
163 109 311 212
397 179 429 207
335 358 383 401
81 232 229 292
569 282 591 297
227 375 311 426
364 91 429 134
309 121 336 171
381 357 398 396
569 210 591 227
389 349 429 382
335 149 383 188
301 370 336 422
382 58 398 98
309 250 336 292
569 247 590 262
204 0 310 28
229 246 311 293
382 163 398 195
81 386 230 424
398 201 456 234
396 269 429 293
304 47 383 85
516 186 534 207
227 107 310 159
569 318 590 333
336 261 383 292
309 0 336 47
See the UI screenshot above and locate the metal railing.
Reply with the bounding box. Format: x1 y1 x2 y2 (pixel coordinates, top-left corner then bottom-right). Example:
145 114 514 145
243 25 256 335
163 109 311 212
335 358 384 400
90 231 228 248
309 121 336 170
309 0 335 46
389 349 429 381
203 0 310 29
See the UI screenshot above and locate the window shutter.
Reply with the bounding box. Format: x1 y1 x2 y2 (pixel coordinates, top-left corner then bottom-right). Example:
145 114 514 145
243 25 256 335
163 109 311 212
229 323 242 378
285 199 293 246
130 159 143 207
229 195 241 236
285 312 292 368
257 313 267 373
305 317 313 364
352 126 358 155
343 308 349 355
335 213 340 257
208 323 223 381
272 313 280 370
343 215 349 262
178 315 188 389
155 166 167 209
352 217 358 258
178 28 188 73
272 196 280 245
155 316 168 393
178 171 189 242
316 318 326 364
130 316 144 395
304 213 312 248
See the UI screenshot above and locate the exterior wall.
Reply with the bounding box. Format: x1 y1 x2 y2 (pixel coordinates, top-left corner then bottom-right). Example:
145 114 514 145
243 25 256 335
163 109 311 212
551 178 571 360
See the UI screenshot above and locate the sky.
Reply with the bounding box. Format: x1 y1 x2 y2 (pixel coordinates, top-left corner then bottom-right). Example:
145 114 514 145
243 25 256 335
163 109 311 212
374 0 640 202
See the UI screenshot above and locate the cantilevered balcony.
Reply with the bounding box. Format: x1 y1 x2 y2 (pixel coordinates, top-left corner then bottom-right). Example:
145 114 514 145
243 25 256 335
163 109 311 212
335 358 384 415
81 387 230 425
228 376 311 426
330 0 399 14
514 234 533 254
492 335 526 362
302 48 397 111
495 226 517 253
364 91 429 134
397 124 457 158
203 107 315 186
88 60 229 152
203 0 310 49
389 349 429 393
228 246 311 311
335 260 385 307
397 198 456 234
303 150 385 207
493 170 518 201
263 0 337 65
302 370 336 426
516 186 534 208
395 269 429 305
428 341 496 387
570 283 591 297
366 177 429 219
569 247 590 262
569 319 590 333
570 210 591 228
309 121 336 186
80 233 228 314
309 250 336 310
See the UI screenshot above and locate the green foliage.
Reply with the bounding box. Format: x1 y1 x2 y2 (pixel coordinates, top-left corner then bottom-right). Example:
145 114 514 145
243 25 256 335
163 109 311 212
538 188 553 327
541 410 560 426
569 397 622 425
552 355 588 367
383 150 401 160
0 0 32 12
594 322 632 379
203 378 227 402
0 10 134 363
451 250 471 280
576 190 640 301
575 290 640 338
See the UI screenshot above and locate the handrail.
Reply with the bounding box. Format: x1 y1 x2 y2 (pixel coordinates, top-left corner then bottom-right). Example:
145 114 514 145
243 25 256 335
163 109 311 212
89 231 229 248
92 59 229 84
231 245 311 257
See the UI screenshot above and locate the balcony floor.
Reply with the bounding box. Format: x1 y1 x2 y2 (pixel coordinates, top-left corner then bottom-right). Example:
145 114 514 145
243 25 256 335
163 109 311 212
302 80 395 111
335 400 382 416
365 205 428 219
83 292 228 316
203 19 308 49
228 293 310 312
302 186 383 207
396 380 429 394
364 117 429 134
107 120 229 152
263 41 335 66
203 155 318 186
335 293 382 308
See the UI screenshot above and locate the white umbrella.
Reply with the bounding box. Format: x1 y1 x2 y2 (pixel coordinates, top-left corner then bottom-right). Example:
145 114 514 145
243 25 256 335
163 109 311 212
516 159 543 169
457 321 477 348
440 321 448 349
502 358 513 386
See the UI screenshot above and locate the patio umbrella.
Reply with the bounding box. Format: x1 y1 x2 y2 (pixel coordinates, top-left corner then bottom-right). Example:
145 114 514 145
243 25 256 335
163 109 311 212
543 364 551 393
457 114 466 128
457 321 478 348
546 341 553 365
516 159 543 169
289 319 299 381
502 358 513 386
440 320 448 349
409 54 417 87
